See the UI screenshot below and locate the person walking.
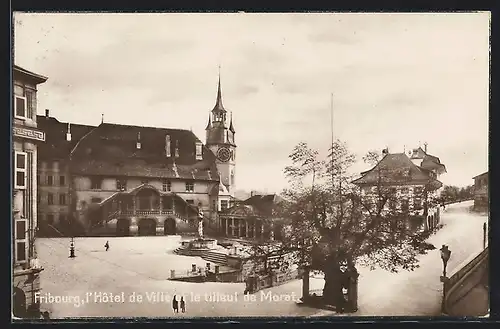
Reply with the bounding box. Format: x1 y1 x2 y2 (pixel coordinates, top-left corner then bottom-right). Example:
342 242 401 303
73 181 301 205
180 296 186 313
104 241 110 251
172 295 178 314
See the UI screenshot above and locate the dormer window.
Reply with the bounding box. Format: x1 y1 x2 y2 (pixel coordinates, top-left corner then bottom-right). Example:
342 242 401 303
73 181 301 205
175 140 180 158
195 142 203 160
14 95 27 120
165 135 171 157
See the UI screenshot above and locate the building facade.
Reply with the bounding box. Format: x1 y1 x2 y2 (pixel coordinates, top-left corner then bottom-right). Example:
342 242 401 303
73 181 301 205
218 194 285 241
37 110 95 236
36 76 237 237
473 172 488 211
12 65 47 318
353 147 446 233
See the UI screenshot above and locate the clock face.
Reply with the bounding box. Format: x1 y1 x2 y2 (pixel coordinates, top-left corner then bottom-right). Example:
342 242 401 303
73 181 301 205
217 147 231 162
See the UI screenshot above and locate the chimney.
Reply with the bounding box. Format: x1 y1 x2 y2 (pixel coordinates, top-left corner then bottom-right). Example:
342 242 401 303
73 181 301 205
136 132 141 149
382 148 389 155
424 142 428 153
66 123 72 142
45 109 49 117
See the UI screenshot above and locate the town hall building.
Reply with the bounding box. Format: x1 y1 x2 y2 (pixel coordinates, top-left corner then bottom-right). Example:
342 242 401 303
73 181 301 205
37 75 238 237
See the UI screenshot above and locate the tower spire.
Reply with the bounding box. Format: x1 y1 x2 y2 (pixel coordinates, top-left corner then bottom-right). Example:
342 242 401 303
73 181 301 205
213 65 226 113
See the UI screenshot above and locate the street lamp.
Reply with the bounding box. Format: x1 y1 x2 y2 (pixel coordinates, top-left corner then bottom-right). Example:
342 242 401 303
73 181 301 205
439 244 451 314
69 237 76 258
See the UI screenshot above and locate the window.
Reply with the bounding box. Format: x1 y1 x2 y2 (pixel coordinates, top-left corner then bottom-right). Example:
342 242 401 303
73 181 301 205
401 199 409 213
413 197 422 210
25 90 35 119
175 141 180 158
141 179 149 185
195 142 203 160
91 177 102 190
116 178 127 191
47 214 54 225
185 181 194 192
221 200 229 210
47 193 54 205
60 176 66 186
47 175 53 186
186 199 194 205
59 193 66 205
14 151 27 189
91 197 102 203
162 179 171 192
14 95 27 119
15 219 27 262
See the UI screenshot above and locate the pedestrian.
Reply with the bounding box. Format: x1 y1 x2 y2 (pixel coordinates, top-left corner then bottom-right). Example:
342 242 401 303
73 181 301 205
172 295 178 314
180 296 186 313
104 241 109 251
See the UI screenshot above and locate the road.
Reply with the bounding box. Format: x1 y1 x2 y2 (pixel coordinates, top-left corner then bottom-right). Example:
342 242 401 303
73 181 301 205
36 236 324 318
36 200 487 318
314 200 488 316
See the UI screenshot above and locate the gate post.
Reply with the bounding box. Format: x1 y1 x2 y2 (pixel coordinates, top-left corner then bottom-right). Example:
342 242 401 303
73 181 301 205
345 267 359 312
301 266 310 303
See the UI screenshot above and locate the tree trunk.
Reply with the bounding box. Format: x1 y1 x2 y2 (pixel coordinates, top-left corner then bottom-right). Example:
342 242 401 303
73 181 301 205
322 258 343 307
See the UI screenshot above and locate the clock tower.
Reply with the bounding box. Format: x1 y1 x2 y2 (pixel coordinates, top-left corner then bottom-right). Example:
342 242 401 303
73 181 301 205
205 73 236 196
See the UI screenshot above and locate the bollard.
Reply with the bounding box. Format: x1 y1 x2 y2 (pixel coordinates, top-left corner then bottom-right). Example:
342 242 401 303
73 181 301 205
170 270 175 279
192 264 197 272
483 222 487 249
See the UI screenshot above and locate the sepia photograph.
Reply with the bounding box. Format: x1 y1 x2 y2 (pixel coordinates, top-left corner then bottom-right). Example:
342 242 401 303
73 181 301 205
11 12 490 320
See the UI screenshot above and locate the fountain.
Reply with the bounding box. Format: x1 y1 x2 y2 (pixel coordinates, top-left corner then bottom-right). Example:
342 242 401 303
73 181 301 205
178 209 218 253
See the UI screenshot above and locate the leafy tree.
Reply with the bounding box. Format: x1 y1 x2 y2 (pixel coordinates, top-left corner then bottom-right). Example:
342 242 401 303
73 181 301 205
248 141 435 308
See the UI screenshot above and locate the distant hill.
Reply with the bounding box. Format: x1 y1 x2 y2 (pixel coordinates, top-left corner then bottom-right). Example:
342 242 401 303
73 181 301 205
234 189 272 200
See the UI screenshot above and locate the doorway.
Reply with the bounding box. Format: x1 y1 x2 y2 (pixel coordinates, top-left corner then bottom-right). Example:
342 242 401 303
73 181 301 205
164 218 176 235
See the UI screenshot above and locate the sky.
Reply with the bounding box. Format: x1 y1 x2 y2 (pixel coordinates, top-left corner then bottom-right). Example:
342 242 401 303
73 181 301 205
13 12 490 193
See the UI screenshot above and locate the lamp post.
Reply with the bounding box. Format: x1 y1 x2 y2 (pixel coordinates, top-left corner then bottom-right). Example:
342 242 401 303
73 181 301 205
69 236 76 258
439 244 451 314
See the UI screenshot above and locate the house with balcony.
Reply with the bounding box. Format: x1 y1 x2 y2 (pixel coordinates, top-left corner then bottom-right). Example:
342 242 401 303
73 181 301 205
12 65 47 318
352 147 446 233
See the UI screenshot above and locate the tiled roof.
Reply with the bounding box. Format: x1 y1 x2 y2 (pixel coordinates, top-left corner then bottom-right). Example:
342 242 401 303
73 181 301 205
243 194 282 217
14 65 48 84
220 194 282 217
473 172 488 180
37 115 96 160
352 153 441 186
69 122 219 181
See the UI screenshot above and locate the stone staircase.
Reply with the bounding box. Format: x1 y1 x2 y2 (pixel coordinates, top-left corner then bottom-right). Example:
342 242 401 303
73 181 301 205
173 247 229 266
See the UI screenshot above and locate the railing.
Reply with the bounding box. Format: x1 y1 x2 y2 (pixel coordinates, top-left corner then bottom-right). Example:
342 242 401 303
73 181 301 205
445 246 488 294
444 246 489 311
104 209 186 219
